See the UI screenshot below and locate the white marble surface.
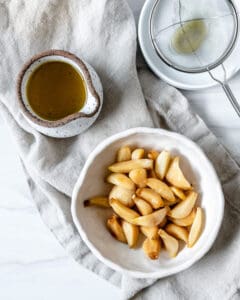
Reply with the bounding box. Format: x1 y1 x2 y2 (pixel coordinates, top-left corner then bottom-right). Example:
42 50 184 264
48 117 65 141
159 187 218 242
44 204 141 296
0 1 240 299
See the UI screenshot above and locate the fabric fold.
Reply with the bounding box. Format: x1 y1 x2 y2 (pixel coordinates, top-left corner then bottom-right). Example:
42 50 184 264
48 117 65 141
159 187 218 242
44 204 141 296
1 1 240 299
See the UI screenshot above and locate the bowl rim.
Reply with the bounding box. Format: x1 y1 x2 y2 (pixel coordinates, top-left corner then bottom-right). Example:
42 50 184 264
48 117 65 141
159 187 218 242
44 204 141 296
71 127 225 278
16 49 101 128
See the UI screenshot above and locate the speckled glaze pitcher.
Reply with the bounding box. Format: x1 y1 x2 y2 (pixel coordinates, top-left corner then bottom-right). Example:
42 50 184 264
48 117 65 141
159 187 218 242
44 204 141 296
17 50 103 138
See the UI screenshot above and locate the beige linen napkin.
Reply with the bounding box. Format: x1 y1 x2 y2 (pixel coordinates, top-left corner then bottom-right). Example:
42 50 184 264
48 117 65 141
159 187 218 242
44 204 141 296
0 0 240 299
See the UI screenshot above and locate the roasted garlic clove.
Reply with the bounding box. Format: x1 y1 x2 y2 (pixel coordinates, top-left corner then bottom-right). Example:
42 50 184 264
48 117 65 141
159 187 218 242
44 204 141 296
132 207 168 227
121 220 139 248
136 187 164 209
107 215 127 243
164 198 180 207
170 186 186 201
188 207 204 247
140 226 159 240
117 146 131 162
146 178 175 202
109 185 135 207
165 223 188 243
131 148 145 160
133 197 153 215
83 196 110 208
147 150 160 161
168 208 196 227
110 198 140 223
108 159 153 173
158 229 179 258
166 156 192 190
107 173 135 191
155 150 171 180
129 168 147 188
142 238 161 260
168 191 197 219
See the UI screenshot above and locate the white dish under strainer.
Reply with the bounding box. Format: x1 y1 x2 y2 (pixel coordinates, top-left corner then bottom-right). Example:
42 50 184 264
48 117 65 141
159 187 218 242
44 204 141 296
139 0 240 116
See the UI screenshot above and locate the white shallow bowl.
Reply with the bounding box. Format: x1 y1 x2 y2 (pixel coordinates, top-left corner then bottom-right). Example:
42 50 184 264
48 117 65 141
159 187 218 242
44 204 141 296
71 127 224 278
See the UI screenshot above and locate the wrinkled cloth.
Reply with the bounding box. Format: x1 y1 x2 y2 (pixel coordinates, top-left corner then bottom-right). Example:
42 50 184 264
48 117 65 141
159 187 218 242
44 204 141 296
0 1 240 299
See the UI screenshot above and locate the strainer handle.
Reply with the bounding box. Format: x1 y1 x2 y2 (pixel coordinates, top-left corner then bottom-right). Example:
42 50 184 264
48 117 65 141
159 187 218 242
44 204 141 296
221 82 240 118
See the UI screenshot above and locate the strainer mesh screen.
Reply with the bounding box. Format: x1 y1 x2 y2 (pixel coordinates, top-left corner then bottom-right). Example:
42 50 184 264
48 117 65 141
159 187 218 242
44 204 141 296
151 0 237 72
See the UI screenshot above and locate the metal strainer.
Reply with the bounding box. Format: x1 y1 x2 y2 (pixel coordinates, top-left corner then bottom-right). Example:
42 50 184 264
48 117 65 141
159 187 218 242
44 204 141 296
150 0 240 117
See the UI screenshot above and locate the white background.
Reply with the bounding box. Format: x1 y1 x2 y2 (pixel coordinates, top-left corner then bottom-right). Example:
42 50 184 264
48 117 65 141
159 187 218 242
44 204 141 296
1 1 240 299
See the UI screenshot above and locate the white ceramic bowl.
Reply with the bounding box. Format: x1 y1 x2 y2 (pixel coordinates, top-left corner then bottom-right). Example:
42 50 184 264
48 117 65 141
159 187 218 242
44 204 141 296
71 127 224 278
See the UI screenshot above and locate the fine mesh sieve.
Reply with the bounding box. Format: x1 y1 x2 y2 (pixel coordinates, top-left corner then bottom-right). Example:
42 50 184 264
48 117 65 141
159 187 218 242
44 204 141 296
150 0 240 117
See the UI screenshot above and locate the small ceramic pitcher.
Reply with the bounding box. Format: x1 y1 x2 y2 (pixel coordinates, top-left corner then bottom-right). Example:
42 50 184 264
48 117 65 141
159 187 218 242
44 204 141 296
17 50 103 138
